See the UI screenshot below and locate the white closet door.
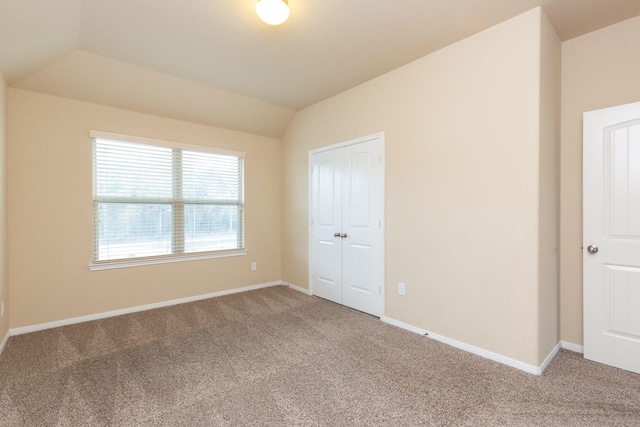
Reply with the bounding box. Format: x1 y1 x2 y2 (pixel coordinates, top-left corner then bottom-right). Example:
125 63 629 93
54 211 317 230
310 149 343 304
310 134 383 317
341 140 382 316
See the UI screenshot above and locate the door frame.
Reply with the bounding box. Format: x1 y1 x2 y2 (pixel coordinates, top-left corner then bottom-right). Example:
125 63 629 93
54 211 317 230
308 132 386 317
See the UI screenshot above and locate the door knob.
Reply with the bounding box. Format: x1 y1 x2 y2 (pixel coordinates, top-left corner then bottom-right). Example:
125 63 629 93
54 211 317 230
587 245 599 254
334 232 341 237
340 233 348 238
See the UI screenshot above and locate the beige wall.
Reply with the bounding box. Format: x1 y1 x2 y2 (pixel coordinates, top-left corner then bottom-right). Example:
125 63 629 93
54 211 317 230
8 89 282 328
537 12 560 363
283 8 556 366
0 74 8 341
560 14 640 345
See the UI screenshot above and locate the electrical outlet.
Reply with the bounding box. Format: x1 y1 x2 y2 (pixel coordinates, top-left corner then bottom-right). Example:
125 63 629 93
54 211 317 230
398 283 406 296
1 301 4 318
251 262 257 271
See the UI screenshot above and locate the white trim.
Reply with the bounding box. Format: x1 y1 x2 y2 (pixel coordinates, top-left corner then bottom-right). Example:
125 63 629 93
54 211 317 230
423 330 544 375
382 316 553 375
539 342 561 374
381 316 428 335
308 131 385 155
89 130 246 158
10 281 282 336
0 329 9 356
561 341 584 353
282 281 312 295
89 250 247 271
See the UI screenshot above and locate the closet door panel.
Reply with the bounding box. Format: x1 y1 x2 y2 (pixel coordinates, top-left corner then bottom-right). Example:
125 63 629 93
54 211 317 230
341 140 382 316
310 153 343 304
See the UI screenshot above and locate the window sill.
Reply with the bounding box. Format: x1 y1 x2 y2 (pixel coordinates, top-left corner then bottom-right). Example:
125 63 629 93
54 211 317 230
88 250 248 271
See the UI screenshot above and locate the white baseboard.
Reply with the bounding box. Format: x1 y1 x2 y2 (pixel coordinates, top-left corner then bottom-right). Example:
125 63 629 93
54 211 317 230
382 316 556 376
561 340 584 353
282 281 312 295
10 281 283 336
539 342 561 374
0 329 9 356
381 316 428 335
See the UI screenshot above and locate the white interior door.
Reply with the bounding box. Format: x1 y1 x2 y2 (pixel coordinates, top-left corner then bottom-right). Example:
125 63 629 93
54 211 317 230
584 101 640 374
309 148 343 304
340 142 383 316
310 134 383 317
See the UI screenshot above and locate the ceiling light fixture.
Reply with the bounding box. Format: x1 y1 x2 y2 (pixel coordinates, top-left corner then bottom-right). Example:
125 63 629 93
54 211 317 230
256 0 290 26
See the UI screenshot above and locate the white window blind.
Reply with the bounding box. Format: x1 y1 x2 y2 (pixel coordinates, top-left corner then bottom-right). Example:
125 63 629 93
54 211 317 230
92 135 244 263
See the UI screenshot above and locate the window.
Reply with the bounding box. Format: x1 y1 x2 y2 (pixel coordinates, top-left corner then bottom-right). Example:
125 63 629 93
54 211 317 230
91 131 245 266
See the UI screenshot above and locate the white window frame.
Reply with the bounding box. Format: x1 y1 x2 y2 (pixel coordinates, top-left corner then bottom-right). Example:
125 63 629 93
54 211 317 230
88 131 247 271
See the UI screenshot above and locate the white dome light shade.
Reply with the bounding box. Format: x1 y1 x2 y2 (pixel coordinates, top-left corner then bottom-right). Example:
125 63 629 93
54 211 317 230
256 0 290 25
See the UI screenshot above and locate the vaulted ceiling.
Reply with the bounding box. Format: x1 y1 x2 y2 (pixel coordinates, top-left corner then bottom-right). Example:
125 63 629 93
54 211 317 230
2 0 640 137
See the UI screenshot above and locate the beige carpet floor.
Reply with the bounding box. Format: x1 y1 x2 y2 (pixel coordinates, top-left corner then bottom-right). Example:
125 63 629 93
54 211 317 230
0 285 639 426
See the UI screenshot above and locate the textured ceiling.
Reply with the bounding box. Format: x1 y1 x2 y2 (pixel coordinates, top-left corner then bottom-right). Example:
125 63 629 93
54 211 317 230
1 0 640 136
